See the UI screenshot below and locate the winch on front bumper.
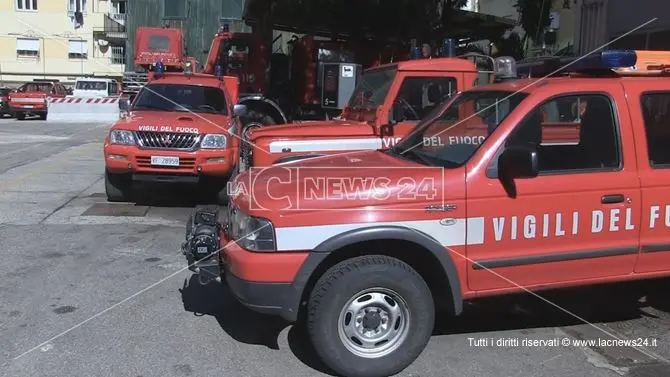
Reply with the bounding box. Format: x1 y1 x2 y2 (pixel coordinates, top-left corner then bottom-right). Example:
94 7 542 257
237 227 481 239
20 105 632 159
181 206 224 284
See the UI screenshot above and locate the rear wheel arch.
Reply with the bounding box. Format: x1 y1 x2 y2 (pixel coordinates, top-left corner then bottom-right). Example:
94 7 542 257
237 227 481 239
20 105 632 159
284 226 463 322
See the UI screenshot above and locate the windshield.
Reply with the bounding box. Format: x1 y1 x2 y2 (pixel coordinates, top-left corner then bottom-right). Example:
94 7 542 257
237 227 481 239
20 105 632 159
148 35 170 52
18 83 52 93
390 90 529 167
346 66 396 111
75 81 107 90
132 83 228 115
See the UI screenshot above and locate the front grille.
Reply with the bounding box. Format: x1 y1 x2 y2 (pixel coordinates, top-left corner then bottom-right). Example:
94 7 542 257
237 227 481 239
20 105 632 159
136 156 196 169
135 131 201 150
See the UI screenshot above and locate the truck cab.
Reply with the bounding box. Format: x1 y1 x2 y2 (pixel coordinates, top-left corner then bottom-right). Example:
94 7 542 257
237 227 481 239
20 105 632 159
72 77 121 98
9 79 67 120
238 56 493 170
183 49 670 377
104 68 244 204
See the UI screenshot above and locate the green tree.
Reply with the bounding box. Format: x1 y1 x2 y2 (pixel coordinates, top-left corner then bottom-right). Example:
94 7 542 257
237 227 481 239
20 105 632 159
515 0 552 44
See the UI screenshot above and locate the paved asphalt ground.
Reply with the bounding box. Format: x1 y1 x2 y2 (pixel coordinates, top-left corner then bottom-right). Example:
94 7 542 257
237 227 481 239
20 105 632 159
1 116 670 377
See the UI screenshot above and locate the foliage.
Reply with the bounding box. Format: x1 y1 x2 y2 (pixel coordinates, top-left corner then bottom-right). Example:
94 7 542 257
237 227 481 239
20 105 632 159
492 31 525 60
515 0 552 44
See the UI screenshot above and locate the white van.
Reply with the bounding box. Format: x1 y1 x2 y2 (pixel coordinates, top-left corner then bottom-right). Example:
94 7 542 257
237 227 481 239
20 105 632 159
71 78 120 97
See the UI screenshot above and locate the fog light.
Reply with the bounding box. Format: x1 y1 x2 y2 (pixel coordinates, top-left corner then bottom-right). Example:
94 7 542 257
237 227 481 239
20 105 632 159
108 154 126 160
207 157 225 163
127 163 132 169
197 166 203 172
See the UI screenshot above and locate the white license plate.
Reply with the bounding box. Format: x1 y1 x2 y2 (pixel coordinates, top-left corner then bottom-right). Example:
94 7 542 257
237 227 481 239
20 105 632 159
23 105 34 108
151 156 179 166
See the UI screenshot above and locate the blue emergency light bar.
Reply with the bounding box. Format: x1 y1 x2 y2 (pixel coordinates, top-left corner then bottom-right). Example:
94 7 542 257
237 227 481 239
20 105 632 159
570 49 637 71
410 46 421 59
222 23 229 32
516 49 638 78
215 64 223 77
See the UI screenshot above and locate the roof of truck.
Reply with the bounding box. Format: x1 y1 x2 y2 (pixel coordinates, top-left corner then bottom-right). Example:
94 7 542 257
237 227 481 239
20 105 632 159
369 57 477 73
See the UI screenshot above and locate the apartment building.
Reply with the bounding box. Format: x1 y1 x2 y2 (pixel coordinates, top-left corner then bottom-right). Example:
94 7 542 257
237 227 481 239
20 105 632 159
0 0 127 86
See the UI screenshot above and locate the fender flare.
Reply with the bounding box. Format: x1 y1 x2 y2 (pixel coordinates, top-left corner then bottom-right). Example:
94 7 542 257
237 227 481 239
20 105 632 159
273 154 325 165
280 225 463 322
238 95 288 124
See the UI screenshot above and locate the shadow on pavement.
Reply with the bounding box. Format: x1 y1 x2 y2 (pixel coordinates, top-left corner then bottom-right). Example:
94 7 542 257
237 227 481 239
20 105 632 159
130 182 219 208
435 278 670 336
180 270 670 376
179 274 336 375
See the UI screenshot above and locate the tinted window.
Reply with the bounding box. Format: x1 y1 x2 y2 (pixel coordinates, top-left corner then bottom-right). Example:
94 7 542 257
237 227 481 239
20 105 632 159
347 66 396 110
132 84 228 115
641 92 670 167
148 35 170 52
393 77 457 121
507 94 620 172
76 81 107 90
18 83 52 93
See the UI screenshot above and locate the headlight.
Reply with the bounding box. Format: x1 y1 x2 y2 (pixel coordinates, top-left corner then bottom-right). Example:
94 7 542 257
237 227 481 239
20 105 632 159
201 134 227 149
229 206 275 251
110 130 135 145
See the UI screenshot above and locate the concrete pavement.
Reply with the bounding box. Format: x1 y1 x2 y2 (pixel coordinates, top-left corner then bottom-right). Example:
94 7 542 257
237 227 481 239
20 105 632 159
0 117 669 377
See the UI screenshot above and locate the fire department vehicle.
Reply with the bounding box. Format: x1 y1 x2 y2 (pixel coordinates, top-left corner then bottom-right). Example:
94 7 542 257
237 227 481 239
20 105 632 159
238 53 497 170
203 24 412 127
104 64 243 204
122 27 199 102
8 80 67 120
182 49 670 377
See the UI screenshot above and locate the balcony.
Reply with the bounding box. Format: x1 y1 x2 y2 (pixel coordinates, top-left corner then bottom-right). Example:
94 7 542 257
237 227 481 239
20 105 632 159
93 15 127 40
109 13 126 26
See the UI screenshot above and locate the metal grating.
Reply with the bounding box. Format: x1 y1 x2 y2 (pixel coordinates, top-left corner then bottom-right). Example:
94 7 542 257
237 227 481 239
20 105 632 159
135 131 200 150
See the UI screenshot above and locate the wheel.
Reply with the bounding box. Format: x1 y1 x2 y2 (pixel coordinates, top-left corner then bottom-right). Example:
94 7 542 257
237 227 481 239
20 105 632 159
245 109 275 127
307 255 435 377
105 170 132 202
15 112 25 120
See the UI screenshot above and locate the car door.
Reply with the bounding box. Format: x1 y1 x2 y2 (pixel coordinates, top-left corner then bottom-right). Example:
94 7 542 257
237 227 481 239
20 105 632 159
627 83 670 273
465 83 641 292
380 72 461 149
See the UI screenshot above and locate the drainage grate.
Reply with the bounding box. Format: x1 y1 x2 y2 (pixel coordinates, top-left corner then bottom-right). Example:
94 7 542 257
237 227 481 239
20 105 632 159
82 203 149 217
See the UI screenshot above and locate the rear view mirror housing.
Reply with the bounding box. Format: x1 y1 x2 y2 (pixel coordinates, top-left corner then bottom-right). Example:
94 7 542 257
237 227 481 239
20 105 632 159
119 98 129 111
498 145 539 179
233 103 247 117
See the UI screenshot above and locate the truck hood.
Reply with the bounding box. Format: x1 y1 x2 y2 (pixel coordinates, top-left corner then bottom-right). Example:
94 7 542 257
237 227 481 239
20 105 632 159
231 150 457 215
248 119 373 141
115 110 232 134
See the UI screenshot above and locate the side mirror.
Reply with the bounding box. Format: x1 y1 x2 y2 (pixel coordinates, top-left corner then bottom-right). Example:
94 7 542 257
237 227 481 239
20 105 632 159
233 104 247 117
119 98 129 111
498 145 539 179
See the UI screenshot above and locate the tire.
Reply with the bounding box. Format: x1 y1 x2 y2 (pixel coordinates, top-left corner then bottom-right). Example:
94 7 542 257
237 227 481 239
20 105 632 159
245 109 275 127
105 170 132 202
15 112 25 120
307 255 435 377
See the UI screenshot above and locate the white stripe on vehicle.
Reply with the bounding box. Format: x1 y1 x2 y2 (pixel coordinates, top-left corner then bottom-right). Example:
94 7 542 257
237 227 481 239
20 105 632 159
268 138 382 154
274 217 485 251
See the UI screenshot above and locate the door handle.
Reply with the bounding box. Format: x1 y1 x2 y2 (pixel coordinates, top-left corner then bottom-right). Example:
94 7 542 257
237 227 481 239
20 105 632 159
601 194 625 204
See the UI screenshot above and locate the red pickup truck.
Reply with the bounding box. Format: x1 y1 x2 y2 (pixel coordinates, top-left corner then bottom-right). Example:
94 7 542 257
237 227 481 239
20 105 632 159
183 49 670 377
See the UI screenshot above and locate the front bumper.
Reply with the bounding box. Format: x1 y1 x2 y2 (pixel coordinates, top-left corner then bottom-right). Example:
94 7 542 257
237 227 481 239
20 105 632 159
104 144 235 179
182 226 304 321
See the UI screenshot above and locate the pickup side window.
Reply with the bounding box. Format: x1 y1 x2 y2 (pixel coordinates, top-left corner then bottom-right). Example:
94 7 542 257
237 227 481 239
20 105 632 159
640 92 670 167
506 94 620 173
393 77 457 121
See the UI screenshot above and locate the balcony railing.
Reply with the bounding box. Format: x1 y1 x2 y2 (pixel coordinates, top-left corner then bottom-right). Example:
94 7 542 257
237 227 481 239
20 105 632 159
109 13 126 25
